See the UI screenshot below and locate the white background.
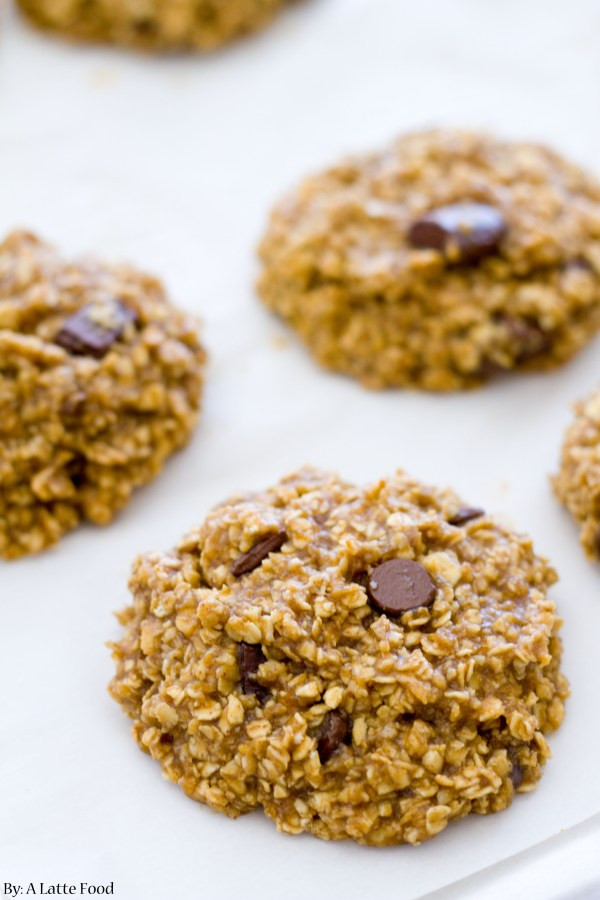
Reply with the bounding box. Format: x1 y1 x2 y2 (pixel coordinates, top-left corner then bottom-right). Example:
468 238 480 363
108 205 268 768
1 0 600 897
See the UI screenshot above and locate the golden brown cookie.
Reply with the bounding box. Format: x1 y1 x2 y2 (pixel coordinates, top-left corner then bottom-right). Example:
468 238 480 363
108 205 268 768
553 387 600 561
16 0 289 51
0 231 205 559
258 130 600 390
109 467 567 846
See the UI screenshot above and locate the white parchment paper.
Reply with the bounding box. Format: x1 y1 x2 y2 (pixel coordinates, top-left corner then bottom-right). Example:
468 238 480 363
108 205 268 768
1 1 600 897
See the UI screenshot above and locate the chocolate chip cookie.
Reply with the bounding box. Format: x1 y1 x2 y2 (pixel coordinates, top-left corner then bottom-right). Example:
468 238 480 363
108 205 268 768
0 231 205 559
553 387 600 561
16 0 290 51
258 129 600 390
109 467 567 846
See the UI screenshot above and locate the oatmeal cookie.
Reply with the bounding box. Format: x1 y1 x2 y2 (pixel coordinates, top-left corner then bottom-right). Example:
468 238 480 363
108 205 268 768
0 231 205 559
553 387 600 561
258 129 600 390
109 468 567 846
16 0 290 51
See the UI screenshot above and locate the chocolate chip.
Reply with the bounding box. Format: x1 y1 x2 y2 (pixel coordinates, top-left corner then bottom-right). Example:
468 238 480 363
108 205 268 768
231 529 288 577
408 202 507 263
448 507 484 526
318 710 349 763
55 300 137 359
477 357 509 379
396 788 416 799
564 257 594 272
367 559 436 616
237 642 268 702
66 456 86 489
500 315 552 362
510 762 524 790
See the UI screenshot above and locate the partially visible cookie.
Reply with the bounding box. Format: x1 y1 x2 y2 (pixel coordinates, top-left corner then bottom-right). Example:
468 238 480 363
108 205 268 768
16 0 290 51
258 129 600 390
0 231 205 559
109 467 567 846
553 388 600 561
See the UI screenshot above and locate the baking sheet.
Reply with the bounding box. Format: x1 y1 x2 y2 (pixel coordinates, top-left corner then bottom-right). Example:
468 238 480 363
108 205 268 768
1 0 600 897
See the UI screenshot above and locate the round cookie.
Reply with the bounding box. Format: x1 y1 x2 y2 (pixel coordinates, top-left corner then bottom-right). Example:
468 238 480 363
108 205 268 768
16 0 290 51
258 129 600 390
109 467 567 846
0 231 205 559
553 387 600 561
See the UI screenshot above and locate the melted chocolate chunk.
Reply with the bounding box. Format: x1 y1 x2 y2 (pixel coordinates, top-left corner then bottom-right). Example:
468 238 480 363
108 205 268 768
367 559 436 616
237 642 268 702
500 315 552 362
231 529 288 577
510 762 524 790
564 257 594 272
448 507 484 526
408 202 507 263
318 710 349 763
477 357 509 379
55 299 137 359
66 456 86 489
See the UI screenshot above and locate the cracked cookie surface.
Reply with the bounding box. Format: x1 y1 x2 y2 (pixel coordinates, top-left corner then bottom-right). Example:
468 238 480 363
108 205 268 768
16 0 290 51
258 129 600 390
553 387 600 561
109 467 567 846
0 231 205 559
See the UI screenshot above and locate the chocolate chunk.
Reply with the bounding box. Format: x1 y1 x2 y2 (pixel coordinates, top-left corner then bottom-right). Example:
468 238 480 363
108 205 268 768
318 710 349 763
55 300 137 359
367 559 436 616
477 357 509 379
500 315 552 362
448 507 484 526
564 257 594 272
510 762 524 790
237 642 267 701
231 529 288 577
408 202 507 263
66 456 86 489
